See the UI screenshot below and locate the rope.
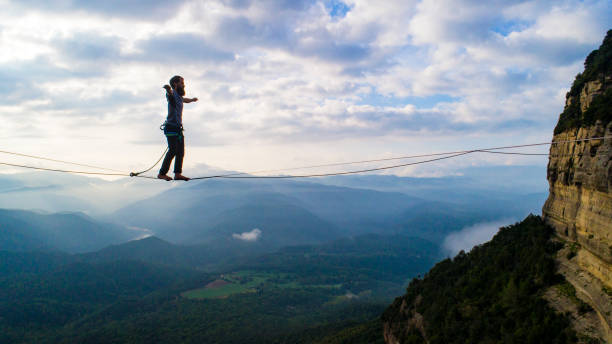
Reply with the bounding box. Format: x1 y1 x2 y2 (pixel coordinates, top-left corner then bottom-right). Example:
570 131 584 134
0 135 609 180
202 149 568 179
0 161 128 177
0 149 126 173
480 150 554 156
193 135 612 179
129 148 168 177
193 151 473 179
0 150 554 179
0 147 169 178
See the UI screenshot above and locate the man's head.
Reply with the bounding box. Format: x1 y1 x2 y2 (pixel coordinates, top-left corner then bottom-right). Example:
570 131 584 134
169 75 185 96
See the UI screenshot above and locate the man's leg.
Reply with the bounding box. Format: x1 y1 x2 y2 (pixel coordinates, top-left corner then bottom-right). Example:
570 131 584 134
158 136 179 181
174 135 189 181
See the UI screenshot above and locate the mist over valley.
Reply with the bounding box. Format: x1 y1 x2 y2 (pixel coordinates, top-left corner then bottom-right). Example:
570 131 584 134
0 165 546 343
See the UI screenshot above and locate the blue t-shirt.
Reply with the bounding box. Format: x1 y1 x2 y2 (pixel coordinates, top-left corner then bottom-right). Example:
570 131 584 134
166 91 183 128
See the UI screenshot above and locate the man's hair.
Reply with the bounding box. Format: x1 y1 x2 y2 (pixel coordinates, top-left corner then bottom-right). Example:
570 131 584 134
169 75 183 89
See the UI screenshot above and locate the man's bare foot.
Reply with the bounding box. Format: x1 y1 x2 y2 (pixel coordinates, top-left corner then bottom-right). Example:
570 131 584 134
157 174 172 181
174 174 190 181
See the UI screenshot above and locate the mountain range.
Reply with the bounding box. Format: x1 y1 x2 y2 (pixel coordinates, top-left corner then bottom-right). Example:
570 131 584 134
0 208 133 253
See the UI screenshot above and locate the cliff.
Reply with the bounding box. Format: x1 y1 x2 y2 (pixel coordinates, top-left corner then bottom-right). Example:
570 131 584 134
381 30 612 344
542 29 612 342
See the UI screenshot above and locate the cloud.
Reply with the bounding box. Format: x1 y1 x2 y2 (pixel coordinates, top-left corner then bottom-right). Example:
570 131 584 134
0 57 98 105
220 0 252 9
232 228 262 241
31 90 145 113
53 32 122 61
214 16 291 48
0 0 610 176
203 2 374 63
135 33 235 63
15 0 189 20
295 39 370 62
442 219 515 256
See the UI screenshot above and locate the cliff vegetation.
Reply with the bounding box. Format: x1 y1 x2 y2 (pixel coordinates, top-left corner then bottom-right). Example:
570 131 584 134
555 30 612 134
382 215 578 344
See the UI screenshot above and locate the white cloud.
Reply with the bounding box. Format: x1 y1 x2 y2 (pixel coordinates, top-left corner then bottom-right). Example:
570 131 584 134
232 228 262 241
0 0 609 178
443 219 515 256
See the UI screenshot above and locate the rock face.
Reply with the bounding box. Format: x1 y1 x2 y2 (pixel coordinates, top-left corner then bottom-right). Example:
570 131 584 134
382 296 426 344
542 31 612 342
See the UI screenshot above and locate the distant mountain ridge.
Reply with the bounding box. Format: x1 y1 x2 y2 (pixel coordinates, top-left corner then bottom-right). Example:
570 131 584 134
114 178 544 249
79 236 221 270
0 208 134 253
0 165 547 217
0 236 211 281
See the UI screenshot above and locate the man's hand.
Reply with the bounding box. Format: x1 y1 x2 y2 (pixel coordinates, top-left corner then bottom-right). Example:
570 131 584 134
163 84 173 94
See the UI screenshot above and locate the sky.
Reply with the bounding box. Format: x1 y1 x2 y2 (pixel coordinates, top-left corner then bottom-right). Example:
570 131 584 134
0 0 610 178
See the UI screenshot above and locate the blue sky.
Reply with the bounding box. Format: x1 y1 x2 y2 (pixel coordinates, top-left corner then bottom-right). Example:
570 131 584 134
0 0 610 178
325 0 352 18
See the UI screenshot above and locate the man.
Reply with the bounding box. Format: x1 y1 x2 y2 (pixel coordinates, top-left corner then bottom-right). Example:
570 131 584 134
157 75 198 181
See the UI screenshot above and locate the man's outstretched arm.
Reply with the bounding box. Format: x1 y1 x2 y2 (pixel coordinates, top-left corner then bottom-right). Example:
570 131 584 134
183 97 198 103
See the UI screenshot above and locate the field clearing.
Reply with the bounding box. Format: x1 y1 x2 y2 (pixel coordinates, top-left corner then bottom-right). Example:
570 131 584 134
181 282 256 299
206 279 230 288
181 271 342 299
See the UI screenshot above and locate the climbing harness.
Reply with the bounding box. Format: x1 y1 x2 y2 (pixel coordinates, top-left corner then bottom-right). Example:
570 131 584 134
160 121 183 139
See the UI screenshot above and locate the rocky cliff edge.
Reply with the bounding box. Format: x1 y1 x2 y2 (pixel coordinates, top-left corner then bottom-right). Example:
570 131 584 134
542 30 612 342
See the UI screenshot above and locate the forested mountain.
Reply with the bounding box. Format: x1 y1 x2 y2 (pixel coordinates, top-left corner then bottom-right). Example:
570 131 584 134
381 215 577 343
0 208 134 253
0 259 200 343
0 250 73 276
0 165 550 342
79 236 215 268
0 233 439 344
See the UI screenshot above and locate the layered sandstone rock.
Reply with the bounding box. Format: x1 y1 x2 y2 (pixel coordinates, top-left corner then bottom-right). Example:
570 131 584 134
542 35 612 342
543 121 612 264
